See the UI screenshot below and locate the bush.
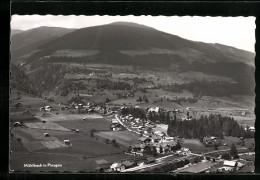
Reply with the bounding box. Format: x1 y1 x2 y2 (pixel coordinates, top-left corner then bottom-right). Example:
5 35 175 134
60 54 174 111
221 153 231 160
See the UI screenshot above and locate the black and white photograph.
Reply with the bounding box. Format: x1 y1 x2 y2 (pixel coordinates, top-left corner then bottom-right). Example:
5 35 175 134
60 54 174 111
9 15 255 173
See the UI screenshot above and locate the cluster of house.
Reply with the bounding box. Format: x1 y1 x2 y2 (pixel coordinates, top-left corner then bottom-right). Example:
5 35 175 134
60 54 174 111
40 106 53 111
217 160 244 172
244 126 255 132
110 160 137 172
110 119 124 131
109 157 156 172
56 102 119 115
203 136 222 147
128 134 181 156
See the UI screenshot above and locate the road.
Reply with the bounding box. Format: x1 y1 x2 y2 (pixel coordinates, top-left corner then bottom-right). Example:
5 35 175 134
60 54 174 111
115 115 149 137
121 154 193 172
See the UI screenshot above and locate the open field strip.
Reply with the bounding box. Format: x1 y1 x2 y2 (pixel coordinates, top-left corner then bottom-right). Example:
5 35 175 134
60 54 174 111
41 140 67 149
25 121 71 131
35 113 103 122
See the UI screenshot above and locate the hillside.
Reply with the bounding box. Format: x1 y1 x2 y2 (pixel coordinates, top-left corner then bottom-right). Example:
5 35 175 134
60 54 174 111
10 22 255 98
10 63 38 95
11 26 76 63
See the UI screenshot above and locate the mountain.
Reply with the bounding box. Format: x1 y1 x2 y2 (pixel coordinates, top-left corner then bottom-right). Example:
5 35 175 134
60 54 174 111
21 22 254 67
11 26 76 63
10 22 255 97
11 29 23 35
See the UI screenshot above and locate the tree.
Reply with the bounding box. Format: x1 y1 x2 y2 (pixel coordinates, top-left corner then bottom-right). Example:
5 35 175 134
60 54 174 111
111 139 117 146
128 146 132 153
230 143 238 158
105 139 110 144
221 153 231 160
176 141 181 150
90 128 96 137
151 146 157 156
136 96 143 102
105 97 111 104
159 146 163 154
214 143 218 150
143 95 149 103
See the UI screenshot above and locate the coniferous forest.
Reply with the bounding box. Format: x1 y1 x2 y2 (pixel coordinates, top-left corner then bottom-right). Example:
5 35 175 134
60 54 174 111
167 114 254 140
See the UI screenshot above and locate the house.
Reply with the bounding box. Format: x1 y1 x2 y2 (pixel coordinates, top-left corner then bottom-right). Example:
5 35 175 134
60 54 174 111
203 137 221 146
249 127 255 132
111 123 122 129
181 148 191 155
146 157 156 164
162 136 175 142
110 162 125 172
150 135 162 143
14 102 23 108
154 131 166 137
147 107 161 113
135 118 141 123
218 166 234 172
121 161 137 169
13 122 21 127
218 160 239 172
132 145 141 152
113 127 122 131
64 140 71 145
181 115 191 121
138 136 151 144
223 160 237 167
186 107 195 111
44 133 50 137
111 119 118 124
45 106 52 111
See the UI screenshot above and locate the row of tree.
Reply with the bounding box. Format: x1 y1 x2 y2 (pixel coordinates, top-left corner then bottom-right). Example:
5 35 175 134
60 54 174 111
167 114 254 140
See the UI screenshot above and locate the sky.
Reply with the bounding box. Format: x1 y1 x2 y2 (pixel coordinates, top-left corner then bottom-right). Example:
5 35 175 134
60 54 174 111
11 15 255 53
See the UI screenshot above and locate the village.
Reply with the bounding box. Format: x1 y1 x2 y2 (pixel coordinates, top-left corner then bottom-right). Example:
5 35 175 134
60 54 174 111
10 95 255 173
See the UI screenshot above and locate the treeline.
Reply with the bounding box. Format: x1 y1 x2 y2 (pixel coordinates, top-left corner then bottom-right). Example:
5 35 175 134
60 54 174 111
28 64 66 95
10 63 38 95
120 107 147 119
167 114 254 139
147 111 171 124
96 79 131 90
155 96 198 105
160 80 253 98
183 61 254 96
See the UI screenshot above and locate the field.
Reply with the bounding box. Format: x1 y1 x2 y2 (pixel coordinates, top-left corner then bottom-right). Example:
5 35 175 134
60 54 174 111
9 92 142 172
174 161 216 173
55 118 111 132
95 130 140 147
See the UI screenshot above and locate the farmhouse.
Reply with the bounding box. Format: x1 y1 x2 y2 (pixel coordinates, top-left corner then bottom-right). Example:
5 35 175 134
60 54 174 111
249 127 255 132
44 106 52 111
13 122 21 127
150 135 162 143
146 157 156 164
147 107 161 113
186 107 195 111
180 148 191 155
44 133 50 137
121 160 137 169
154 131 166 137
64 140 71 145
217 160 240 172
110 163 125 172
138 136 151 144
111 119 118 124
203 136 221 146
